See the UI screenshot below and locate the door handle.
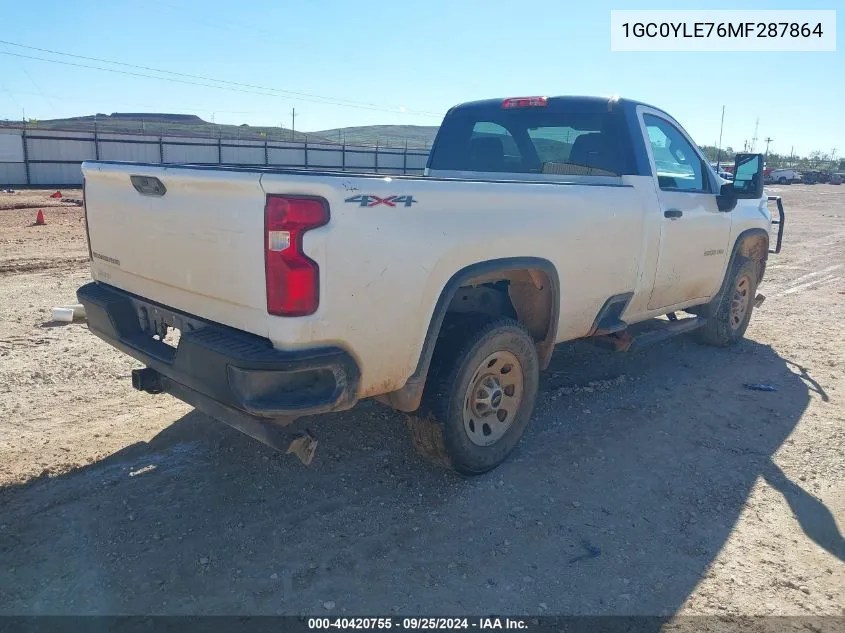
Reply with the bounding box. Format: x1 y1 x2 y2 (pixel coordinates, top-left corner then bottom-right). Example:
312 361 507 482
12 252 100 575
664 209 683 219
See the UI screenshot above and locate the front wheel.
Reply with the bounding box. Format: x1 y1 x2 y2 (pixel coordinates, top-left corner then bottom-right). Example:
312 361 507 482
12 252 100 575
697 259 758 347
409 319 539 474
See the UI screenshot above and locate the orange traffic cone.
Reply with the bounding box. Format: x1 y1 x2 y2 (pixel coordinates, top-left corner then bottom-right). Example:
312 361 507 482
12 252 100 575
35 209 45 225
49 190 62 199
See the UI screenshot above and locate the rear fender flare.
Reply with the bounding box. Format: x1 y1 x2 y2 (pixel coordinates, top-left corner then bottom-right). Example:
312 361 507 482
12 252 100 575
380 257 560 412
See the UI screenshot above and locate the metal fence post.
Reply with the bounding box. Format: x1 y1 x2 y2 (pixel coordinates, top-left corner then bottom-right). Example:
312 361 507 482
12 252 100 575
304 140 308 168
21 128 31 185
264 140 269 166
342 143 346 171
375 141 379 173
217 135 222 164
94 130 100 160
159 137 164 164
403 140 408 175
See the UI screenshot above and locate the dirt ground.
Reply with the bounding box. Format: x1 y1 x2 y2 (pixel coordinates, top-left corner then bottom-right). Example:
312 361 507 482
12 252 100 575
0 185 843 619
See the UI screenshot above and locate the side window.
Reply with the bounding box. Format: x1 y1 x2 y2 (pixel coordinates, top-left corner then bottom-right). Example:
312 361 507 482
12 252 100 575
643 114 707 192
468 122 522 172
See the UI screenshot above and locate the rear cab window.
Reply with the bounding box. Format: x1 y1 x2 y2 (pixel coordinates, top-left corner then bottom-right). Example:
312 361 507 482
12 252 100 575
428 98 638 179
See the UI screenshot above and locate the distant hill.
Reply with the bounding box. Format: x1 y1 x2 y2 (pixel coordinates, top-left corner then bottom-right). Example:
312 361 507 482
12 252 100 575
2 113 322 144
312 125 439 149
0 114 438 149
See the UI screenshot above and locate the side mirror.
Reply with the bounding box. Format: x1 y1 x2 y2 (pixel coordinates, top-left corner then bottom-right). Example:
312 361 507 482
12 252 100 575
732 153 764 199
716 182 736 212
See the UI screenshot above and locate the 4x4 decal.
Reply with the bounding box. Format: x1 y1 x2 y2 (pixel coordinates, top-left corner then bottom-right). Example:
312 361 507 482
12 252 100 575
344 194 417 207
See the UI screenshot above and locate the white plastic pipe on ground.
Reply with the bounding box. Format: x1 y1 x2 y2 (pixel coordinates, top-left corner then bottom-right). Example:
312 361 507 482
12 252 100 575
50 304 86 323
51 308 74 323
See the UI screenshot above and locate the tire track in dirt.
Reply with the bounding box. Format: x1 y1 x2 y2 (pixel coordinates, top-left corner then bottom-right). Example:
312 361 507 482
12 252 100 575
767 264 844 297
0 201 81 211
0 256 90 276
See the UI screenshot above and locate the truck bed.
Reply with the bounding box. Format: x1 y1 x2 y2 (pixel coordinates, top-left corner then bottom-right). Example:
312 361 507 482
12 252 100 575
82 159 649 398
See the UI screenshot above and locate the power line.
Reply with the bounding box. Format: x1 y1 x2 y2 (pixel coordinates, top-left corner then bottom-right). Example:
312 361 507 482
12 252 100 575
0 50 277 96
0 39 387 109
1 43 57 115
0 40 442 118
0 87 261 118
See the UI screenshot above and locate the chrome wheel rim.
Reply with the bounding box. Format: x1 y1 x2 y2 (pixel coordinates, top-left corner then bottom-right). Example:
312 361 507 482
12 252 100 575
730 274 751 329
462 351 524 447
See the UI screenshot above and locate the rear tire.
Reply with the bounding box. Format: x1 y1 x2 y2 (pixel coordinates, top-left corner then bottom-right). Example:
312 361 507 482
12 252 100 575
696 259 758 347
409 318 539 474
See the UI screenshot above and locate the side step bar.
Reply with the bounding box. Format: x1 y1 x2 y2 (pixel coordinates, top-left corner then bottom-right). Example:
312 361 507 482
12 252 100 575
627 317 706 351
608 316 707 352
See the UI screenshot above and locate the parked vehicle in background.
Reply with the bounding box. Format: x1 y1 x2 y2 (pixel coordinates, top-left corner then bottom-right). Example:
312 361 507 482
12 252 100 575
830 173 843 185
77 95 784 474
802 171 819 185
769 168 801 185
713 166 734 181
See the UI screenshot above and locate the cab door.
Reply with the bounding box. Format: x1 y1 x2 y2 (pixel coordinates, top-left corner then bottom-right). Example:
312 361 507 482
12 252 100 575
639 108 732 310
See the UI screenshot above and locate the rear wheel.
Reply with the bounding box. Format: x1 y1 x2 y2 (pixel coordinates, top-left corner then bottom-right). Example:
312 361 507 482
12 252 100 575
697 259 758 347
407 318 539 474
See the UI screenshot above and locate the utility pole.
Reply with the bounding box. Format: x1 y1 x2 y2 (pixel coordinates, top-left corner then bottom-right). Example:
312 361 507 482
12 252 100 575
750 117 759 152
789 146 794 167
716 105 725 168
764 137 773 162
291 108 296 140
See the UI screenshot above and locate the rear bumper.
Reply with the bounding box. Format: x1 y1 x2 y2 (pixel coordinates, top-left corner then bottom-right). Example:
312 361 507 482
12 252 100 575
77 282 360 421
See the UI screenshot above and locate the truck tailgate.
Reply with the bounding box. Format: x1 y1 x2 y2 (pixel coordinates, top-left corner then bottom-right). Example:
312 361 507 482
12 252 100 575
82 162 269 336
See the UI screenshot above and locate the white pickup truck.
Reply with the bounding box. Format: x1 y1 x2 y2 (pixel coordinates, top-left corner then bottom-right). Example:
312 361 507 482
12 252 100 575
767 168 801 185
78 95 785 474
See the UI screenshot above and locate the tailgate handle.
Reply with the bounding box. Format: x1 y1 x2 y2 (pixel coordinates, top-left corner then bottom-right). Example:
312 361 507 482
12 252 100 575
130 175 166 197
664 209 683 219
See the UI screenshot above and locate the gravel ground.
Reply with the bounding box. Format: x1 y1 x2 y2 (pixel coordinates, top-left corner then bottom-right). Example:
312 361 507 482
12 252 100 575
0 185 843 620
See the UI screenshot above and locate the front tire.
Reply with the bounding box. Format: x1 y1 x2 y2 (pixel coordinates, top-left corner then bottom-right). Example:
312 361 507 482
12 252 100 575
411 318 539 474
697 259 758 347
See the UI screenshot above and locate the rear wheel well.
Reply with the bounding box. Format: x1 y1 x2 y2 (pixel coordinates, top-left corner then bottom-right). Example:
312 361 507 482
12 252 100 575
376 259 558 413
441 268 555 367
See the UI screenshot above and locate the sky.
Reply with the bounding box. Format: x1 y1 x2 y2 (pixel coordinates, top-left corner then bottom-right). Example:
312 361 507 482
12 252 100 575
0 0 841 156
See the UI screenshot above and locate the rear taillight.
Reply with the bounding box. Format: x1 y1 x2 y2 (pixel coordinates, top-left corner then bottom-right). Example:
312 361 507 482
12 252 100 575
502 96 548 109
264 195 329 316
